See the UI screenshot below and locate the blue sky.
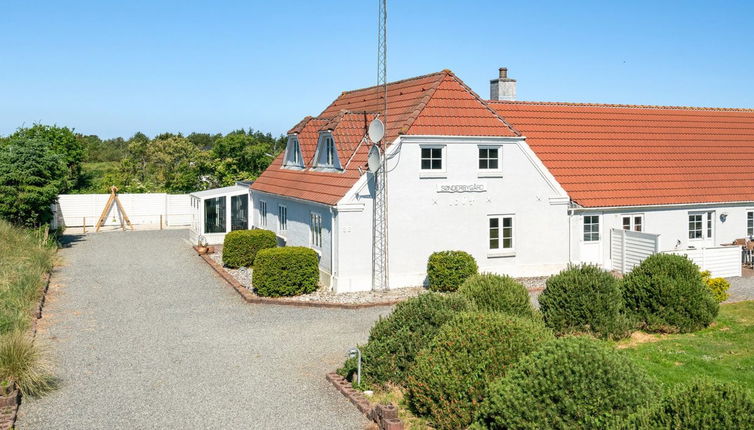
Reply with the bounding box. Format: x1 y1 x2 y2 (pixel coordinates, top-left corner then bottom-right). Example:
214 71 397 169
1 0 753 139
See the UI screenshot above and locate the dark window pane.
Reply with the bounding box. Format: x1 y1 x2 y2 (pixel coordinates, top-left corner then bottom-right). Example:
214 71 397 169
488 159 498 169
432 159 442 169
230 195 248 231
503 238 512 249
490 229 499 239
479 159 486 169
489 218 499 228
431 148 441 158
421 160 431 169
490 239 499 249
204 197 226 234
503 218 512 228
421 148 431 158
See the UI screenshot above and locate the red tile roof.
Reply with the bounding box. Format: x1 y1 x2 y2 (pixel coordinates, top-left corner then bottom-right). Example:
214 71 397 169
252 70 517 205
490 101 754 207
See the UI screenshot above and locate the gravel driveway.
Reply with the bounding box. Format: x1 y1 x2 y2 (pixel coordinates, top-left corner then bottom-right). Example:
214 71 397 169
17 229 388 429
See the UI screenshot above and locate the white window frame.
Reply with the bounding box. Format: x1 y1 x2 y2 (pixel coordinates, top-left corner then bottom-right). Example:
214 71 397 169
419 144 446 177
747 210 754 237
283 136 304 169
259 200 267 227
310 212 322 248
478 145 502 177
312 133 341 171
488 214 515 257
688 211 713 240
583 215 600 242
278 205 288 232
621 214 644 232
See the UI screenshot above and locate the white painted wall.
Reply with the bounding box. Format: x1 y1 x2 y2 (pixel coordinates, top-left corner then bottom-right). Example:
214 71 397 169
250 191 334 287
333 135 572 292
55 193 192 229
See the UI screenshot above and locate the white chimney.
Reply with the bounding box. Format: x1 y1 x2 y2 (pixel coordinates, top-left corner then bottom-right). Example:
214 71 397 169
490 67 516 101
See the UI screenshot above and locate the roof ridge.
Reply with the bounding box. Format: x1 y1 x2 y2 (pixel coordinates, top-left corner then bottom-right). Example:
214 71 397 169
337 70 448 96
444 72 521 136
488 100 754 112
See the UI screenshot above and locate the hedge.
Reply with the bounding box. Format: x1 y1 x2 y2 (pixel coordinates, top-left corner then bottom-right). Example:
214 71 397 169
623 253 718 333
475 336 658 430
458 273 536 319
426 250 478 292
252 247 319 297
539 264 630 339
623 380 754 429
222 229 277 268
337 293 474 386
406 312 552 430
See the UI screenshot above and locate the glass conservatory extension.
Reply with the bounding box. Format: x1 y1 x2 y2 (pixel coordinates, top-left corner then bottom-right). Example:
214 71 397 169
189 182 251 245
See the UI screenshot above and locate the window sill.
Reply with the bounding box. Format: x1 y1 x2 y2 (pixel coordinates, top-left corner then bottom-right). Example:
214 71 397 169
419 171 447 179
477 172 503 178
488 251 515 258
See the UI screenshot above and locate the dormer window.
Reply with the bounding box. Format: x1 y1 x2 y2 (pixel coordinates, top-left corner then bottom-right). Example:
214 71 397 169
283 135 304 169
313 133 342 171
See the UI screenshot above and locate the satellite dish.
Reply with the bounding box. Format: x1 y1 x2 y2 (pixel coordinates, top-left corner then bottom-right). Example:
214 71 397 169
367 145 382 173
368 119 385 143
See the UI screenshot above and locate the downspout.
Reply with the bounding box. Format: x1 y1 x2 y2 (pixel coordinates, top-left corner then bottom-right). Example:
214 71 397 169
567 201 574 264
330 206 338 292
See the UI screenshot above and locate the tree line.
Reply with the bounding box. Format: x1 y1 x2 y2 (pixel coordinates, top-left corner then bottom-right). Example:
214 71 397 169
0 124 284 227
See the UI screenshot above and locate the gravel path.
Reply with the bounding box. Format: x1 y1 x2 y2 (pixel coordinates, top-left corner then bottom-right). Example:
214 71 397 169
725 275 754 303
17 229 388 429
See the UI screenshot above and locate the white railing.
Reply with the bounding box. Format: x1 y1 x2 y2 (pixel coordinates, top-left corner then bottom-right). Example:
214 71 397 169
664 246 742 278
611 228 660 273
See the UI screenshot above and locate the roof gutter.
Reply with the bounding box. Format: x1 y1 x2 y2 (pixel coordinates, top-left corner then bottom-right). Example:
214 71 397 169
573 200 754 212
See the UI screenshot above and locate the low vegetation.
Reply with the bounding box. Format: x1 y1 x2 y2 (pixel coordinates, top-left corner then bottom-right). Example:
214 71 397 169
0 220 55 395
701 270 731 302
458 273 536 319
222 229 277 268
252 247 319 297
426 250 477 292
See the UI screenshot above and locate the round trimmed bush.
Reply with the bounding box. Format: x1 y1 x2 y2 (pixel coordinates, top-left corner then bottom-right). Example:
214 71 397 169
623 380 754 429
337 293 474 386
406 312 552 430
458 273 536 319
623 254 718 333
475 336 658 430
539 264 630 339
252 247 319 297
427 250 478 292
222 229 277 268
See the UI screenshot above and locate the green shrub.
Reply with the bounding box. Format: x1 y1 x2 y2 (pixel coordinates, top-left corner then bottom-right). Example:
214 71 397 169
701 270 730 303
623 380 754 429
458 273 536 319
337 293 474 386
222 229 277 268
539 264 630 339
623 254 718 333
475 336 658 430
406 312 552 430
426 250 478 292
252 247 319 297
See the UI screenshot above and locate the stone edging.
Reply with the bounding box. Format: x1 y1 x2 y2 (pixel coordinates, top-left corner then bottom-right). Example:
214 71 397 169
0 271 53 429
195 247 403 309
325 373 404 430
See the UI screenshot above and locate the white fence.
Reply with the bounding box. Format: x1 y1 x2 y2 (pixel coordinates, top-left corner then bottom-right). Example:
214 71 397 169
664 246 742 278
53 193 193 229
610 229 660 273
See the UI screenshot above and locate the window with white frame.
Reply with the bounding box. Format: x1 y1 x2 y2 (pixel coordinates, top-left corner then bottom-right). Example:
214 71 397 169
583 215 600 241
489 215 514 251
420 146 443 170
478 146 501 170
621 214 643 232
688 211 713 239
278 205 288 231
314 134 341 170
283 136 304 169
310 213 322 247
259 200 267 227
748 211 753 237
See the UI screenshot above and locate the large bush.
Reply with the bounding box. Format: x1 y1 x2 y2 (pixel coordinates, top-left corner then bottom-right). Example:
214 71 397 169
623 254 718 333
426 250 478 292
338 293 474 386
252 247 319 297
222 229 277 268
475 336 658 430
0 140 68 227
458 273 536 319
406 312 552 430
701 270 730 303
623 380 754 429
539 264 630 339
9 124 84 189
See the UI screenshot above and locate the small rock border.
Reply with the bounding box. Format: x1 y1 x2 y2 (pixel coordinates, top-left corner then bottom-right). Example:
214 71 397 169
325 373 404 430
196 247 406 309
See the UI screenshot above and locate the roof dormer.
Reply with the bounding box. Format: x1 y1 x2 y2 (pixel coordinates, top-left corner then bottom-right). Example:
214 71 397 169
282 135 304 170
312 132 342 172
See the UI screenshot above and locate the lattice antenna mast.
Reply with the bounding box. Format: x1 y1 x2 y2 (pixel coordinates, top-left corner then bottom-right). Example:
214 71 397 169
371 0 389 291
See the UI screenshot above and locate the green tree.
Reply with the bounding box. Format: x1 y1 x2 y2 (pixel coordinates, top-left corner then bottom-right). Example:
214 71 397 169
10 124 84 190
0 139 67 226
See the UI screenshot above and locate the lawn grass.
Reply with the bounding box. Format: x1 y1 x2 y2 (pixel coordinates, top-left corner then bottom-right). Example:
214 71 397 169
620 301 754 397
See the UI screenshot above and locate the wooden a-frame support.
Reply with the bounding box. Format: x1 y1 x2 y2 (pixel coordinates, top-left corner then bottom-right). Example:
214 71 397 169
95 186 133 232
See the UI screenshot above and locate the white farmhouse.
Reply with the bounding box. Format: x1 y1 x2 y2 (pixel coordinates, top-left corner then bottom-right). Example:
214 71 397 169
250 69 754 292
